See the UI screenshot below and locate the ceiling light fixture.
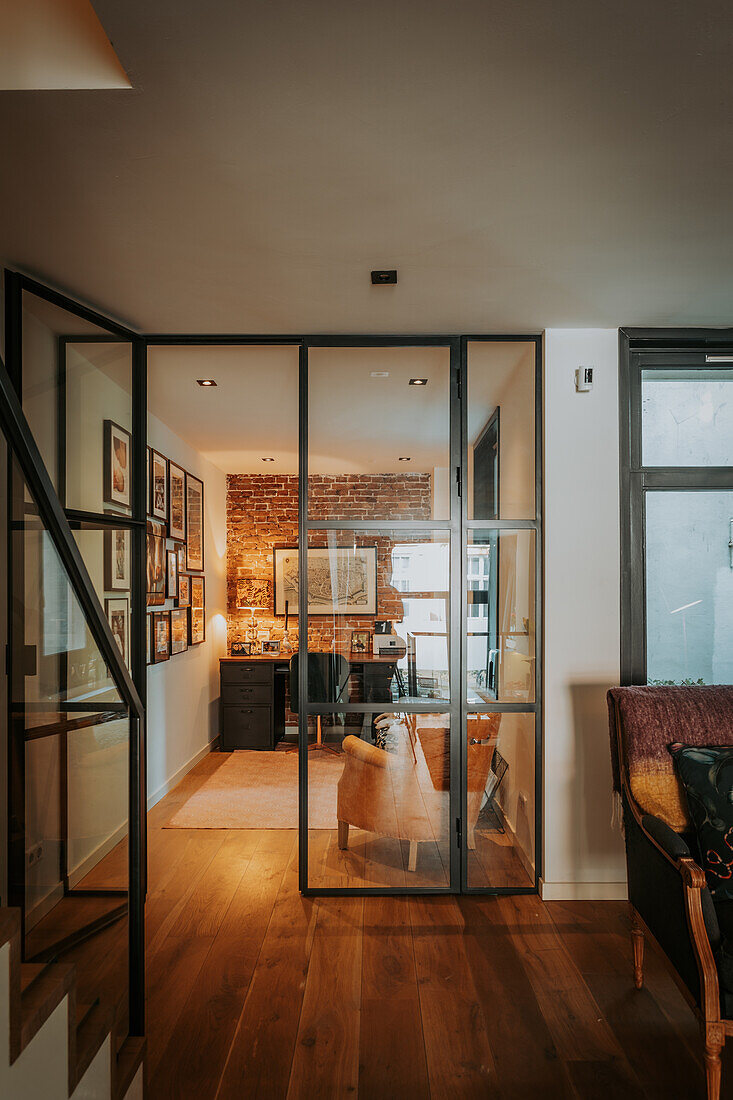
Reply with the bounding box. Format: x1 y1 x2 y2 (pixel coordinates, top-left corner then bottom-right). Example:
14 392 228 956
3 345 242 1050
409 378 428 386
261 457 275 462
398 457 411 461
370 371 389 378
196 379 217 387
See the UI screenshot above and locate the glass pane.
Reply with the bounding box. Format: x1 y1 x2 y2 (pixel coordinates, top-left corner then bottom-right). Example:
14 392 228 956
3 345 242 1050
307 711 451 889
296 530 450 704
308 346 451 521
467 529 535 704
21 292 132 511
466 711 535 888
10 459 130 1039
467 341 536 520
646 491 733 685
642 368 733 467
73 526 134 671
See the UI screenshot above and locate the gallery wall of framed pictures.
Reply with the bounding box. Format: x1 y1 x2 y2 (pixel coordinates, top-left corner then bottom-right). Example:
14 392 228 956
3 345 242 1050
144 443 206 666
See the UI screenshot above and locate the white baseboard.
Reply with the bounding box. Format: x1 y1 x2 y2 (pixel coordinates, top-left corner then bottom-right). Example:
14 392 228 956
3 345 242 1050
539 878 628 901
147 737 219 811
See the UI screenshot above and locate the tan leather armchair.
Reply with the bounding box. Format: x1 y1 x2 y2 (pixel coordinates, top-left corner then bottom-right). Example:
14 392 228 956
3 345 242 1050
337 714 500 872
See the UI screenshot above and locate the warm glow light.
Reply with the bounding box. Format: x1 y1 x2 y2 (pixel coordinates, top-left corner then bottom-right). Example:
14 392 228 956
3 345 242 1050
409 377 428 386
196 379 217 387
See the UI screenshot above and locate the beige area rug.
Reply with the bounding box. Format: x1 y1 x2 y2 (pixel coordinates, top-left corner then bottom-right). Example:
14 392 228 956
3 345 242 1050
165 751 343 829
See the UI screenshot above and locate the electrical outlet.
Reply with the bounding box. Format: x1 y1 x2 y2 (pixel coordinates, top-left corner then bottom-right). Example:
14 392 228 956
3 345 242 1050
25 842 43 868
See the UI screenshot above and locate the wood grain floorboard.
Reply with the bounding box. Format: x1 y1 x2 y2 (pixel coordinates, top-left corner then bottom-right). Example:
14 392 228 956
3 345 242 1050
38 753 725 1099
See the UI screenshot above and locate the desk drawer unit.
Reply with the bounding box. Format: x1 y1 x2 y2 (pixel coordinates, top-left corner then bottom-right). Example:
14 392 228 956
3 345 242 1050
220 660 282 750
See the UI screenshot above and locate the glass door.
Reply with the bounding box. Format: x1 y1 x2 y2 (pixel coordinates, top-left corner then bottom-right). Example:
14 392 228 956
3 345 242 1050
3 271 146 1036
300 340 460 891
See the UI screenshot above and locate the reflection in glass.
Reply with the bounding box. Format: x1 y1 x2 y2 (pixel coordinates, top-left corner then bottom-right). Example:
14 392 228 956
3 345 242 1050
646 491 733 685
467 341 535 520
307 712 450 889
467 530 535 703
642 368 733 467
308 345 451 522
466 712 535 888
11 460 130 1036
304 530 450 704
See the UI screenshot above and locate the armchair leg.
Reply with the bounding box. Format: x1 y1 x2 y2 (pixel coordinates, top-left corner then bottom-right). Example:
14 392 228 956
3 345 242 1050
630 910 645 990
704 1035 723 1100
337 821 349 850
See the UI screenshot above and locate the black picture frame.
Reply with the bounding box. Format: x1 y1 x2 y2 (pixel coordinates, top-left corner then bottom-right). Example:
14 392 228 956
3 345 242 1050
185 471 204 572
177 572 190 607
103 419 131 509
151 449 168 524
104 527 130 591
105 596 130 668
189 575 205 644
168 460 187 541
146 519 166 606
273 545 378 616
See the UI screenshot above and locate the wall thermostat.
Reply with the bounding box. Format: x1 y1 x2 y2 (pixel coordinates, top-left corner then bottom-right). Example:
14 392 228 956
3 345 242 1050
575 367 594 392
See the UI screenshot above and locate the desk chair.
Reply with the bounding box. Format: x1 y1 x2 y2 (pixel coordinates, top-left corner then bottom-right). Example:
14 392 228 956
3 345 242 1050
289 652 350 756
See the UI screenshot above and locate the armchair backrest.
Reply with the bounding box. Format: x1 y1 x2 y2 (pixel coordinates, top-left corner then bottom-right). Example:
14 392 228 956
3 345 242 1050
608 686 733 830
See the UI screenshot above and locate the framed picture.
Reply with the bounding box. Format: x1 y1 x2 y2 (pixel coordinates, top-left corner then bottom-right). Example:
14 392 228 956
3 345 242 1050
176 543 186 572
105 597 130 667
273 546 377 616
189 575 205 644
103 420 131 508
168 461 186 542
166 549 178 599
262 639 280 655
146 519 166 606
146 614 152 665
231 641 252 656
351 629 371 654
185 472 204 571
177 573 190 607
104 528 130 591
152 610 170 662
151 450 168 524
170 607 188 655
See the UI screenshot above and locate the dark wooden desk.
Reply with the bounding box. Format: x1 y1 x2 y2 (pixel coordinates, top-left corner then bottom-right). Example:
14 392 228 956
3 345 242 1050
219 653 401 750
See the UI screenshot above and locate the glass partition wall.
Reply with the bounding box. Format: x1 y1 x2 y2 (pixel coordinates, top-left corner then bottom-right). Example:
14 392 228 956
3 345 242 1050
4 272 146 1039
301 338 541 893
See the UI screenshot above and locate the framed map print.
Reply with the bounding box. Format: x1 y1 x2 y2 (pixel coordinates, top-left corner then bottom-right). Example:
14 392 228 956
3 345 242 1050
170 607 189 654
185 472 204 571
168 461 186 541
189 575 205 644
273 546 377 616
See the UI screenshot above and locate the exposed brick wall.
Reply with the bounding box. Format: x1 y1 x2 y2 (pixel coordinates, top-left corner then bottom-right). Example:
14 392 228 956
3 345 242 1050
226 473 432 719
226 472 431 646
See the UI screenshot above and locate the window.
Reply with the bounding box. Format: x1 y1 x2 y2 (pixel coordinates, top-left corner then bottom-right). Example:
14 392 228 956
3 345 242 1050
620 334 733 685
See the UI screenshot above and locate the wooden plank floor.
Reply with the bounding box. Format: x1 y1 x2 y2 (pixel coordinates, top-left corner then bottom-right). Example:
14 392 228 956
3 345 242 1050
136 754 724 1098
34 751 731 1096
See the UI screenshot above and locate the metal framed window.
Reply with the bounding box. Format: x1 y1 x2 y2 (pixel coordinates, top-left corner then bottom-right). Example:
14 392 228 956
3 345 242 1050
620 327 733 686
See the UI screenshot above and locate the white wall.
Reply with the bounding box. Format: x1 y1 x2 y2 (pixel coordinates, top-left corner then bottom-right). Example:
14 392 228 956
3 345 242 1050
542 329 626 899
145 413 227 808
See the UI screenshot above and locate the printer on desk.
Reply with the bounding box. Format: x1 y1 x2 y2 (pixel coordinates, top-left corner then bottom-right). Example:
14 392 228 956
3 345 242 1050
372 633 407 659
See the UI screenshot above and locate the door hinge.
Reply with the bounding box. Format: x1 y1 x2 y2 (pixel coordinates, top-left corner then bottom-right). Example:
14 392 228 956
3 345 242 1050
455 816 462 849
455 466 461 498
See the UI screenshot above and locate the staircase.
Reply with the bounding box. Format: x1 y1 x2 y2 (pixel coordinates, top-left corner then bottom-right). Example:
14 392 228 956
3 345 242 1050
0 909 144 1100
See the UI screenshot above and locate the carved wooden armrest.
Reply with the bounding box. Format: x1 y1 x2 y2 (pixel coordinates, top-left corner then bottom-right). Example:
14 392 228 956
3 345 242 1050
678 858 722 1024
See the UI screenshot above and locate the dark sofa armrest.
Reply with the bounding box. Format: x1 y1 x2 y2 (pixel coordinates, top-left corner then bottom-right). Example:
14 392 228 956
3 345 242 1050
623 801 721 1016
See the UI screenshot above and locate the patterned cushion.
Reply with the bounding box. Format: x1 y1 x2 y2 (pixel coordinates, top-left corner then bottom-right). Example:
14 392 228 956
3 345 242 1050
669 743 733 901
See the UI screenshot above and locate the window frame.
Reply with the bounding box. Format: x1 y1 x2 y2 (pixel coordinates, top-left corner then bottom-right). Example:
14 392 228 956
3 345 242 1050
619 328 733 685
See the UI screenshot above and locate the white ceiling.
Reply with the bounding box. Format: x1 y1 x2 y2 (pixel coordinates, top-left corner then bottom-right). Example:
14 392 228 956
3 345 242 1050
147 342 528 473
1 1 732 332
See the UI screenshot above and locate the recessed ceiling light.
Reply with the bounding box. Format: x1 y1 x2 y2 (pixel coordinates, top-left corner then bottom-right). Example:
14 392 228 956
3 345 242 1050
398 457 411 461
197 379 217 387
409 378 427 386
370 371 389 378
261 457 275 462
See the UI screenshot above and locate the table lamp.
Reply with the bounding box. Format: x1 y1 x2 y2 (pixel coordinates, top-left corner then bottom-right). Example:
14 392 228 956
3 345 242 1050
236 578 272 645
